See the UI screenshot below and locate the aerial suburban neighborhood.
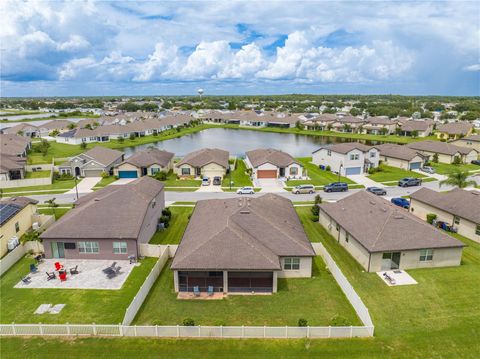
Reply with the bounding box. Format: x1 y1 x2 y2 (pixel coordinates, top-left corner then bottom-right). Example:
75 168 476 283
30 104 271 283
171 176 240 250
0 0 479 358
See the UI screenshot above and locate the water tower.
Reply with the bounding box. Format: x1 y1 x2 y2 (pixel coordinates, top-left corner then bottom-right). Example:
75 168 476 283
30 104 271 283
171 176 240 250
197 88 204 99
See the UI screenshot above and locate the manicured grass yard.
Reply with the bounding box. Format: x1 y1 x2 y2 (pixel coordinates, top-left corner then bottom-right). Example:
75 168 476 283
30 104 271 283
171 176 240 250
133 256 360 326
24 170 51 179
1 179 76 196
0 257 157 324
161 171 201 188
367 164 426 183
38 207 71 220
430 162 480 175
92 176 117 189
286 157 355 187
149 207 193 245
222 159 253 187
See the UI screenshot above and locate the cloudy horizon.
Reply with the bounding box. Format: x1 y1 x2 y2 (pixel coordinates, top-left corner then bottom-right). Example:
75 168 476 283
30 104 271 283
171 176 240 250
1 0 479 97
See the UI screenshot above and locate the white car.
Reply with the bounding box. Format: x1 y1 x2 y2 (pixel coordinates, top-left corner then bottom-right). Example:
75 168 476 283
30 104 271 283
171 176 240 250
236 186 255 194
420 166 435 174
201 177 210 186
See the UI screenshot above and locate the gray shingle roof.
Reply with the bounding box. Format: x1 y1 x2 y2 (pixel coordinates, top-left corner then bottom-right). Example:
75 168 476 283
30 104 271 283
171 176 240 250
122 148 174 168
437 122 473 136
0 154 26 173
0 134 30 156
376 143 424 161
41 176 164 240
313 142 374 155
171 194 315 271
319 191 464 253
82 146 124 166
410 188 480 224
407 140 477 156
177 148 229 168
246 148 299 168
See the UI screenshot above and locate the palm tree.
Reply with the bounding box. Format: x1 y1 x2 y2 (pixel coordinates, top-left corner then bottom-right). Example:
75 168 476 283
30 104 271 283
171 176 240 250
45 198 58 218
440 169 476 189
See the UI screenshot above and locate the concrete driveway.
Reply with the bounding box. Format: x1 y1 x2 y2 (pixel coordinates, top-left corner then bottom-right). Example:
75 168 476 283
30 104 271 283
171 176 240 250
412 169 447 181
348 174 385 188
111 178 137 185
65 177 101 195
255 179 287 192
196 183 223 192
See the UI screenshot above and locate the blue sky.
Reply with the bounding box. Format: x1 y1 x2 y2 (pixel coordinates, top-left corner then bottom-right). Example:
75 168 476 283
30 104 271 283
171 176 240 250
1 0 479 97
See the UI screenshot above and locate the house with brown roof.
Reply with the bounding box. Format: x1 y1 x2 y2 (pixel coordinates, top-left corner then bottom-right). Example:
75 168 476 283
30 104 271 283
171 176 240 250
312 142 380 176
171 194 316 294
409 188 480 243
0 154 27 181
58 146 124 177
245 148 304 179
361 117 396 135
330 116 366 134
40 177 165 260
376 143 426 170
37 120 74 137
318 191 464 272
406 140 478 164
2 123 39 138
397 119 434 137
114 149 175 178
436 121 473 140
451 134 480 152
0 134 31 157
175 148 229 179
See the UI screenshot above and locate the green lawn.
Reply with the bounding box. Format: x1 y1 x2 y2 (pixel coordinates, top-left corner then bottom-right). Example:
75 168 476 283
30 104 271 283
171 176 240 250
133 256 360 326
149 207 193 245
38 207 71 220
286 157 355 187
159 171 201 187
430 162 480 175
222 159 253 187
367 165 426 183
92 176 117 189
0 257 157 324
1 179 76 195
24 170 51 179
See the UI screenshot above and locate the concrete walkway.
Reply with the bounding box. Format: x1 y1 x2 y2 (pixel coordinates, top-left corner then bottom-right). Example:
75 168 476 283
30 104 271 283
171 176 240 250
412 169 447 181
348 174 385 188
65 177 101 195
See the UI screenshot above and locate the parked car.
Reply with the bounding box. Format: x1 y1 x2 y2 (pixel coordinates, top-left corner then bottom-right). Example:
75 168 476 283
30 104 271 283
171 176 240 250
213 176 222 185
366 187 387 196
420 166 435 174
236 186 255 195
398 177 422 187
323 182 348 192
292 184 315 194
201 177 210 186
391 197 410 209
471 160 480 166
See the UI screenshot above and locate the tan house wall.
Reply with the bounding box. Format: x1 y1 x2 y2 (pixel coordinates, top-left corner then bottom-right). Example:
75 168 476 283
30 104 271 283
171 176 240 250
175 163 195 177
201 162 227 179
0 204 37 257
410 199 480 243
380 156 410 170
114 163 141 177
278 257 312 278
452 139 480 152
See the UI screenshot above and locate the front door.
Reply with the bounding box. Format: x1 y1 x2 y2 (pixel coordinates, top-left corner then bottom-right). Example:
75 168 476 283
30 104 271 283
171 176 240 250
381 252 401 270
51 242 65 258
195 167 201 176
75 167 81 176
279 168 285 177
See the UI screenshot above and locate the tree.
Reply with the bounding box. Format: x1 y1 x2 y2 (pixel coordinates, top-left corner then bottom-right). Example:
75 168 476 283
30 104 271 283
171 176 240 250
349 107 361 116
440 169 476 189
117 136 124 143
45 198 58 218
39 139 50 156
84 124 93 130
67 123 77 130
80 141 87 150
432 153 439 163
295 120 304 130
343 124 352 133
380 127 388 136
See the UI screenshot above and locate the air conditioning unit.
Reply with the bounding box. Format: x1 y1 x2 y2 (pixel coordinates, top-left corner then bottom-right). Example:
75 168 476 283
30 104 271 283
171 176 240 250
32 222 40 231
7 236 19 251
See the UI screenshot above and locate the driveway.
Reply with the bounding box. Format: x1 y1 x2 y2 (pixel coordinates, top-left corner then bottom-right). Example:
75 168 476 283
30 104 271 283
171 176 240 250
65 177 101 196
255 178 287 193
111 178 137 185
196 183 223 192
412 169 447 181
348 174 385 188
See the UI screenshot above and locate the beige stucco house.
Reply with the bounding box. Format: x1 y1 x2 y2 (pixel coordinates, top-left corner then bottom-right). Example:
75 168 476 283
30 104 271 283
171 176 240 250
409 188 480 243
406 140 478 164
114 149 174 178
376 143 426 170
318 191 464 272
245 148 304 179
175 148 229 179
436 122 473 141
452 134 480 152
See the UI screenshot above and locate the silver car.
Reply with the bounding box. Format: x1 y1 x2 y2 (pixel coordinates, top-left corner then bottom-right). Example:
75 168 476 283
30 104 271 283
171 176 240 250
292 184 315 194
237 186 255 194
420 166 435 174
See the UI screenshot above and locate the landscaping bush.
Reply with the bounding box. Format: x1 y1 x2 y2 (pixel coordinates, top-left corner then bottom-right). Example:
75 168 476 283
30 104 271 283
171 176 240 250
453 156 463 165
21 230 39 243
314 194 322 204
329 315 351 326
159 215 170 228
162 208 172 218
298 318 308 327
53 172 74 181
311 204 319 216
101 172 109 178
182 318 195 326
426 213 437 224
117 136 124 143
311 215 319 222
432 153 439 163
152 132 158 136
325 165 331 171
154 171 168 181
80 142 87 150
129 133 136 140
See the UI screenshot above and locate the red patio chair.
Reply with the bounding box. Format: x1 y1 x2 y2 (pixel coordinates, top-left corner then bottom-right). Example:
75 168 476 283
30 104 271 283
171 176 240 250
59 271 67 282
54 262 63 271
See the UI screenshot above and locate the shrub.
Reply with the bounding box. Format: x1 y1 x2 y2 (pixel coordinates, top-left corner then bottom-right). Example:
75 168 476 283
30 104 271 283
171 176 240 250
182 318 195 326
152 131 158 136
311 215 319 222
101 172 109 178
159 215 170 228
298 318 308 327
80 142 87 150
432 153 439 163
325 165 331 171
117 136 124 143
155 171 168 181
129 133 136 140
426 213 437 224
314 194 322 204
21 230 39 243
329 315 351 326
162 208 172 218
311 204 319 216
53 172 74 181
453 156 463 165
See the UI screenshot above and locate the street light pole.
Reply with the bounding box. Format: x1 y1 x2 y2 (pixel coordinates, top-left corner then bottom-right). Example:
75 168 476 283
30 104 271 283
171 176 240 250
338 163 343 182
74 176 79 201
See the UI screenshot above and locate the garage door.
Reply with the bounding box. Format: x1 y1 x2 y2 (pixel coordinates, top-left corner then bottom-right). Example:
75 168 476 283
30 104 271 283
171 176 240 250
118 170 138 178
345 167 362 175
257 170 277 178
84 169 103 177
409 162 422 170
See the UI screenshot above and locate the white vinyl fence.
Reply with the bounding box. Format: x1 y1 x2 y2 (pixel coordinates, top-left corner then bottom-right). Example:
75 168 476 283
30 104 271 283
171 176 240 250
311 242 374 328
0 245 26 276
0 323 373 339
122 248 170 325
138 244 177 258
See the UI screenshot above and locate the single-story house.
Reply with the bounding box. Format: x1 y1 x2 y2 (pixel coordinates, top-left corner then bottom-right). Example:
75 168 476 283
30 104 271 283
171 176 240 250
409 188 480 243
245 148 304 179
0 197 38 257
2 123 39 138
397 119 434 137
114 149 175 178
0 154 27 181
436 122 473 140
37 120 74 137
40 176 165 260
406 140 478 164
56 128 99 145
312 142 380 176
175 148 229 179
171 194 316 294
58 146 124 177
375 143 426 170
451 134 480 152
0 134 31 157
318 191 464 272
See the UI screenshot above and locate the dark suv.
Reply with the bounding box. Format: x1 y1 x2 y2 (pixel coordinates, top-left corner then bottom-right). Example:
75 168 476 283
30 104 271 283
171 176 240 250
213 176 222 185
323 182 348 192
398 177 422 187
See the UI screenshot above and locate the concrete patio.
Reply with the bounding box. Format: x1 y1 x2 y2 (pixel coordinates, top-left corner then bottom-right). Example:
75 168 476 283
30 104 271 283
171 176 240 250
15 259 137 290
377 270 418 286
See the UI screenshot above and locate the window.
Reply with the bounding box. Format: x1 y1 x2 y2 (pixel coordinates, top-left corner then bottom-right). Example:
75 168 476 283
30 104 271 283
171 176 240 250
284 257 300 270
181 167 191 175
151 167 160 175
454 216 460 225
113 241 127 254
370 151 376 158
15 222 19 233
78 242 99 254
289 167 298 175
327 150 331 156
350 154 359 160
419 249 433 261
476 225 480 236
